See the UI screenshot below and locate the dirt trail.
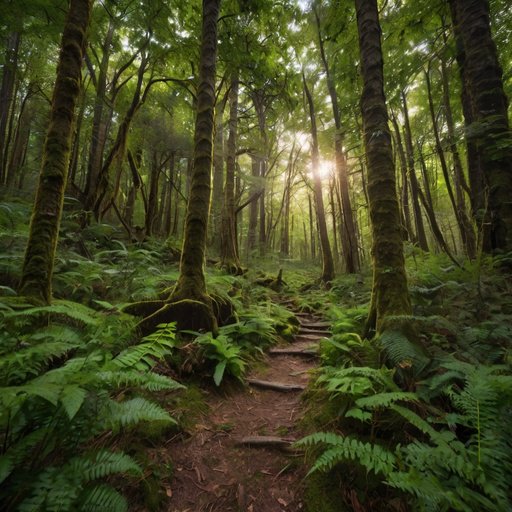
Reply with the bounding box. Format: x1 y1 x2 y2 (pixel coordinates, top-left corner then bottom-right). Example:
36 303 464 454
164 306 330 512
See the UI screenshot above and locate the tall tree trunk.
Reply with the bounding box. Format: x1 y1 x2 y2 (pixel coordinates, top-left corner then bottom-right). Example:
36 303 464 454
439 56 476 258
402 91 429 251
145 151 160 237
19 0 92 302
391 114 414 242
83 20 114 207
417 147 459 262
449 0 512 251
308 193 316 260
166 0 220 331
425 66 475 257
0 31 21 184
211 90 226 249
314 5 359 273
5 87 32 189
90 53 149 220
220 72 242 273
303 73 335 283
247 154 260 254
355 0 411 332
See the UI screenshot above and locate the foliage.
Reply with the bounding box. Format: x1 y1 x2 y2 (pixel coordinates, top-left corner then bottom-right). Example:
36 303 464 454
0 301 183 512
303 254 512 511
300 363 512 511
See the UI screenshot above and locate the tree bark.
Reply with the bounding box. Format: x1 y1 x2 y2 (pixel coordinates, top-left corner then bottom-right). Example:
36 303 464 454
449 0 512 251
425 65 476 258
19 0 92 303
355 0 411 332
83 19 114 208
166 0 221 332
0 31 21 185
220 72 242 273
303 73 335 283
391 114 414 242
402 91 429 251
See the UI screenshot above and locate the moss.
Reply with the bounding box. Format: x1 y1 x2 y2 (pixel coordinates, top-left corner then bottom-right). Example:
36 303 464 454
122 300 166 319
210 292 237 326
303 472 346 512
136 299 217 336
172 384 209 431
18 0 92 303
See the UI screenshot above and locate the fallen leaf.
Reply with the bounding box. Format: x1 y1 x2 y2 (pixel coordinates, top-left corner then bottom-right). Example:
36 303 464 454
165 487 173 497
277 497 288 507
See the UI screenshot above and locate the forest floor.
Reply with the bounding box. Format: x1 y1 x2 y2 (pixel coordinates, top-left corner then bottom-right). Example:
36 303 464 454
157 304 330 512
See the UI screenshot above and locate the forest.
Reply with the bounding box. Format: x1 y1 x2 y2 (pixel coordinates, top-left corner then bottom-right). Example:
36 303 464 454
0 0 511 510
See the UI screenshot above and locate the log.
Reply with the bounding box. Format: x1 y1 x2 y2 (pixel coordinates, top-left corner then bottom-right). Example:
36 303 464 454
298 321 331 329
269 347 318 357
299 327 331 336
235 435 295 449
247 378 306 392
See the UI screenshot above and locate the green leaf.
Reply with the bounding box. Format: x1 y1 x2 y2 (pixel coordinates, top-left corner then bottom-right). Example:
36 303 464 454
345 407 372 422
214 360 227 386
61 385 87 420
0 454 13 484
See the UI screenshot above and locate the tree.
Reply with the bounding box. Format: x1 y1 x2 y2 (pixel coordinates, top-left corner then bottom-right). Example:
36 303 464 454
449 0 512 252
354 0 411 331
220 71 243 273
303 72 335 284
18 0 92 303
313 1 360 273
135 0 221 334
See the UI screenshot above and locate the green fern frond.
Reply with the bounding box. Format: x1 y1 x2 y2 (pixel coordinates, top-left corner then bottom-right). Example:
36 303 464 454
0 340 81 385
79 484 128 512
5 300 100 326
70 450 142 482
378 329 430 373
297 432 396 476
356 391 418 409
105 397 175 430
96 370 184 392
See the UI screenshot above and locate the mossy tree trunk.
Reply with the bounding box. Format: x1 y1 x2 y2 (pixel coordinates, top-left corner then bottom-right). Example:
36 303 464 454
355 0 411 331
220 72 242 273
0 31 21 185
18 0 92 303
166 0 221 331
449 0 512 252
303 73 335 284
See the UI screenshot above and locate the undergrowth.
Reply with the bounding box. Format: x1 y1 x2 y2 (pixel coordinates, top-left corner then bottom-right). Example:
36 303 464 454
299 252 512 512
0 299 183 512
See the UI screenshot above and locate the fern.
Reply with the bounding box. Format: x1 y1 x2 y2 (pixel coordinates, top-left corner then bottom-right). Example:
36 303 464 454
79 484 128 512
297 432 396 476
0 298 184 511
106 397 175 430
378 328 430 374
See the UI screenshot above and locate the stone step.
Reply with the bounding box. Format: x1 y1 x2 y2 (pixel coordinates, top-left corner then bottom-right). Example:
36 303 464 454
247 378 306 392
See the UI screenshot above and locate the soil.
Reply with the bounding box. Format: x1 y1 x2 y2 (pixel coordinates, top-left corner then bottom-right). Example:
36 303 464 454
159 308 330 512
